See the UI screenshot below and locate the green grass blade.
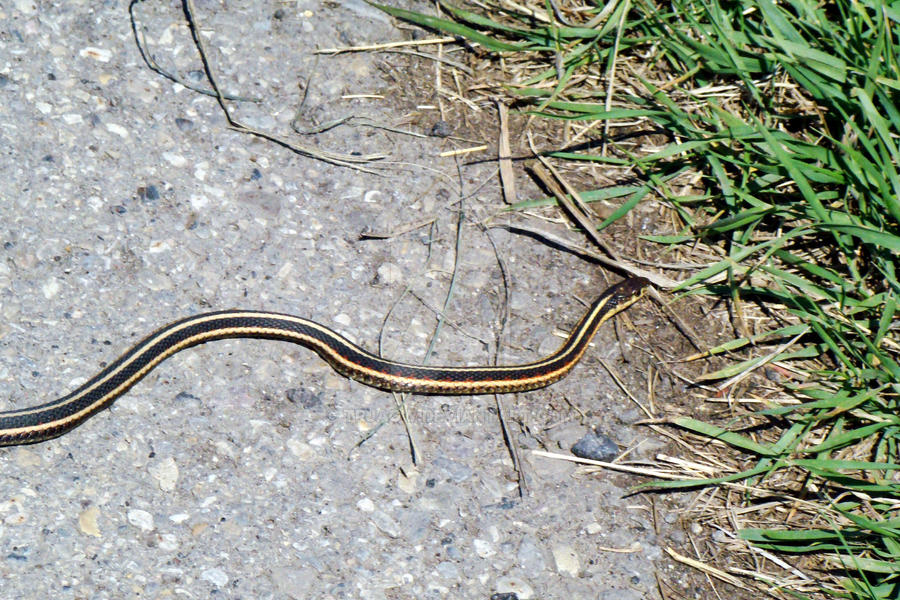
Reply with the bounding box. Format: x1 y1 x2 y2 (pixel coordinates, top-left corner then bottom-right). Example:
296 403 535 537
673 417 779 456
365 1 530 51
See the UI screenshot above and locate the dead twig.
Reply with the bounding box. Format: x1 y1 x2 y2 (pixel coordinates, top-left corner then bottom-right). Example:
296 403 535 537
181 0 386 171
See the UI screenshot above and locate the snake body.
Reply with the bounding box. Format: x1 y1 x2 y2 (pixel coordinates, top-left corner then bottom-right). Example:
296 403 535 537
0 277 648 445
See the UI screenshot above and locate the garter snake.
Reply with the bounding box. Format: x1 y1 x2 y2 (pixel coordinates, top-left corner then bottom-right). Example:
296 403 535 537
0 277 648 446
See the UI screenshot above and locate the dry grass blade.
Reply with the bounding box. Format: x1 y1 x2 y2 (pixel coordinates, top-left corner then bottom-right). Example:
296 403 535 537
496 100 517 204
530 449 681 480
665 547 746 589
484 220 680 287
439 145 489 157
527 159 665 284
129 0 260 103
315 36 457 54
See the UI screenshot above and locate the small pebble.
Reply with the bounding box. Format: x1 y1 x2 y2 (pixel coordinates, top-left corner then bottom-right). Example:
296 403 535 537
571 430 619 461
41 278 60 300
127 509 154 532
78 506 101 537
4 513 27 526
79 46 112 62
552 545 580 577
286 388 321 409
200 568 228 588
14 0 36 14
286 439 316 461
397 469 417 494
375 262 402 285
158 533 179 552
444 545 463 560
429 121 452 137
149 457 179 492
473 538 495 558
105 123 129 138
162 152 187 167
370 510 400 538
139 184 159 201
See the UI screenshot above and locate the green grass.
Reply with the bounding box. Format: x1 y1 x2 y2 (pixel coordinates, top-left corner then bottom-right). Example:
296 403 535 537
369 0 900 597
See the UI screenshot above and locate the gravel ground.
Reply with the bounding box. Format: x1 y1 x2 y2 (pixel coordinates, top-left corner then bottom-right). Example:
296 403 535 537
1 2 702 598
